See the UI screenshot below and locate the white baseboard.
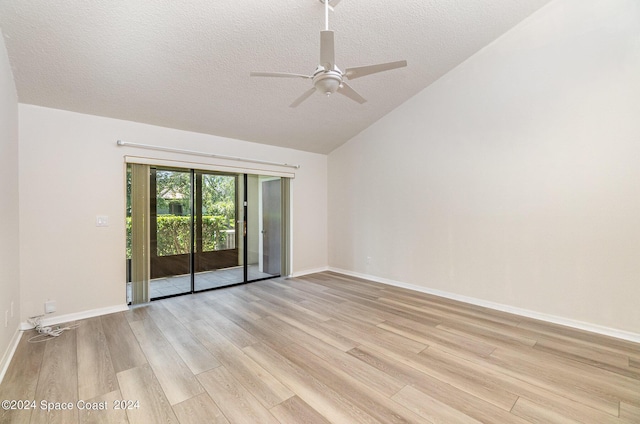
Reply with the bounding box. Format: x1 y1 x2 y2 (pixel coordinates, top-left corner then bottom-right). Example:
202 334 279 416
19 304 129 331
0 328 22 385
292 266 330 278
328 267 640 344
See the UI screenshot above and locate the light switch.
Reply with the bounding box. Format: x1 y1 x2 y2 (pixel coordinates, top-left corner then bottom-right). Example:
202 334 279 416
96 215 109 227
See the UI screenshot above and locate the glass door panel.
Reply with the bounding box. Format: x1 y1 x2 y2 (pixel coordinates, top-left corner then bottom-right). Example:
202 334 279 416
150 168 193 299
246 176 282 282
261 177 282 278
194 172 244 291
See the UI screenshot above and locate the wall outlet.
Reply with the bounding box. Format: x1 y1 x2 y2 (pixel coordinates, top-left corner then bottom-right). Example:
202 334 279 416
366 256 372 264
45 300 56 314
96 215 109 227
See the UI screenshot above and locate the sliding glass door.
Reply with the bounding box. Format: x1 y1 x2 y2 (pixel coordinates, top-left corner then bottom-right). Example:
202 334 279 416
150 168 193 297
127 164 287 302
247 176 282 280
193 171 243 291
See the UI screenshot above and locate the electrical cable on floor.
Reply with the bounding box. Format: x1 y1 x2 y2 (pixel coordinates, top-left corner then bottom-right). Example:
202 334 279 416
26 315 81 343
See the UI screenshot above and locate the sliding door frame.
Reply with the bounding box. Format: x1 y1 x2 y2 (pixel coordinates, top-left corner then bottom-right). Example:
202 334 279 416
126 156 293 303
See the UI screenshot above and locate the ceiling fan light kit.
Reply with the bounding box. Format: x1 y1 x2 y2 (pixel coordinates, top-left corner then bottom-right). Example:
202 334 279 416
313 69 342 95
250 0 407 107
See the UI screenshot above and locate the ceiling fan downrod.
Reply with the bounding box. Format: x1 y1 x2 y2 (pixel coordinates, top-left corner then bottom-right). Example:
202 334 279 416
324 0 330 31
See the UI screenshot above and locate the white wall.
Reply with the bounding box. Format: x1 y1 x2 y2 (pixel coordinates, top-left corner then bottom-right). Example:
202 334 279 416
328 0 640 335
0 32 20 373
18 105 327 322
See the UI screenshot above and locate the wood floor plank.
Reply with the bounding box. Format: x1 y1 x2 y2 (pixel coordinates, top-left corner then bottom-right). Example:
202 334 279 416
376 297 447 326
378 293 522 327
278 342 429 424
129 318 204 405
197 366 280 424
247 280 313 304
319 317 427 355
391 385 482 424
489 347 630 414
377 320 497 357
620 402 640 422
435 321 538 348
77 317 118 400
259 315 325 347
357 340 518 412
161 294 206 324
416 347 519 411
246 284 333 322
78 389 129 424
334 300 402 325
209 291 266 321
281 279 351 305
429 341 622 417
197 303 259 348
267 317 406 398
116 364 178 424
533 338 640 379
325 289 440 325
251 300 359 352
30 328 79 424
269 396 331 424
348 345 532 424
630 358 640 369
532 327 639 366
522 394 622 424
243 342 381 424
517 317 640 355
124 304 153 323
0 330 44 424
486 340 640 405
146 302 220 374
172 392 230 424
533 329 640 365
313 274 386 298
300 298 384 326
100 312 147 373
511 397 584 424
185 319 294 408
423 346 622 424
222 310 298 348
225 284 263 303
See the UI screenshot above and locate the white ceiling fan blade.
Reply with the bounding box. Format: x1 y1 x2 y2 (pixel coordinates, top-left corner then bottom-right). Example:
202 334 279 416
320 31 335 69
337 82 366 104
344 60 407 80
250 71 311 79
290 87 317 108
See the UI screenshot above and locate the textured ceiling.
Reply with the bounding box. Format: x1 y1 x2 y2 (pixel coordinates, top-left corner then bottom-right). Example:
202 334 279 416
0 0 552 154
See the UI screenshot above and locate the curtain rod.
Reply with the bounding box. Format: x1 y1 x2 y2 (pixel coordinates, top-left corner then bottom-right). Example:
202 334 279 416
116 140 301 169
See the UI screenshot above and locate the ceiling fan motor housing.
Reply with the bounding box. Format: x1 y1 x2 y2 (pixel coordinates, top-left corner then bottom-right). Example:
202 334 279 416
312 68 343 95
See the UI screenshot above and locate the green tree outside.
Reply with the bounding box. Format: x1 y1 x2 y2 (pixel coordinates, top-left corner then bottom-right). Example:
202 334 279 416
126 169 237 258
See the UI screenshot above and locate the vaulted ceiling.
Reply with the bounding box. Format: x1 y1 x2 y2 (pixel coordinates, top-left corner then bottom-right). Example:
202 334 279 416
0 0 552 153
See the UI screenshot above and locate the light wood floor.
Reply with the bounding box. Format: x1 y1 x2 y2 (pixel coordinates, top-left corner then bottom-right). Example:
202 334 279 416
1 272 639 423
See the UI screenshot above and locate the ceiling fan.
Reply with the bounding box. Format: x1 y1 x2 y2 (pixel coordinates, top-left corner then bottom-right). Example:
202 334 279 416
250 0 407 107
